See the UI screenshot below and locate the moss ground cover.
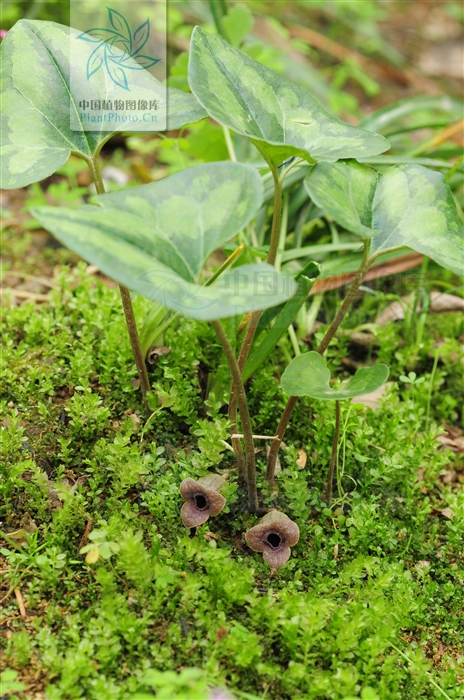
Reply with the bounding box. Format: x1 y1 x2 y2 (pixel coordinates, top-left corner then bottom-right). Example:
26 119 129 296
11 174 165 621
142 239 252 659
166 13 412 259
1 252 463 699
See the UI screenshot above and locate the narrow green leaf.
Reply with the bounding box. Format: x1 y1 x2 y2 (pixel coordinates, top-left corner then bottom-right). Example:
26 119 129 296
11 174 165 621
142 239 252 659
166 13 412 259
1 20 206 188
281 352 389 400
139 303 170 357
359 95 464 134
242 274 316 382
188 27 389 166
305 161 463 276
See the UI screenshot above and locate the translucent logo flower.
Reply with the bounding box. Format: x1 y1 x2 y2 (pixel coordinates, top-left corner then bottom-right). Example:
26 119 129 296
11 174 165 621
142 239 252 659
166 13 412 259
78 7 160 91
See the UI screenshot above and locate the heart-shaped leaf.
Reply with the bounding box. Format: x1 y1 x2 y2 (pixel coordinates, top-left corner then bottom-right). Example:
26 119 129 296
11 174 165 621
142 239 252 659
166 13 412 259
304 160 379 238
94 162 264 281
32 162 296 320
281 352 389 400
188 27 389 166
305 161 463 275
0 20 206 189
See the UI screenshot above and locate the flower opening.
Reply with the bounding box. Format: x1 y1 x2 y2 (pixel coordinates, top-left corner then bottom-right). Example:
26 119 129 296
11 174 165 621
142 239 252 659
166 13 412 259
245 510 299 569
179 475 226 528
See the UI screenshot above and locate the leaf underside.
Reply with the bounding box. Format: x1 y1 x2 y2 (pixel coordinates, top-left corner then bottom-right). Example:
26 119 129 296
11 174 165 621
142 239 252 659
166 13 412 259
188 27 389 166
281 351 390 400
1 20 206 188
305 161 464 276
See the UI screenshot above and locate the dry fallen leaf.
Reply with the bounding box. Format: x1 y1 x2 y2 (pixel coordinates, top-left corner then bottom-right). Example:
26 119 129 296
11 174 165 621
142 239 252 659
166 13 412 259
429 291 464 313
204 531 220 542
348 331 380 348
129 413 141 432
377 292 464 326
438 507 454 520
436 434 464 453
85 547 100 564
416 560 431 571
296 449 307 468
440 470 457 485
147 346 171 365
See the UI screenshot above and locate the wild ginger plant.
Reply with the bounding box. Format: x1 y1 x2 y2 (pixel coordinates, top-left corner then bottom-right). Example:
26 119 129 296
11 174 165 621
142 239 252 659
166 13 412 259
2 21 462 528
1 19 206 409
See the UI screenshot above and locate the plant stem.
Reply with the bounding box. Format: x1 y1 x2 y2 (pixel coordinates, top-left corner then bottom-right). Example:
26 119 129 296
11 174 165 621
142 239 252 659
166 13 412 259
88 157 150 411
228 165 286 481
267 240 372 480
265 396 297 482
119 285 151 411
326 401 341 507
211 320 258 512
316 240 370 355
235 166 285 373
388 642 452 700
223 126 237 162
267 166 285 267
208 0 228 38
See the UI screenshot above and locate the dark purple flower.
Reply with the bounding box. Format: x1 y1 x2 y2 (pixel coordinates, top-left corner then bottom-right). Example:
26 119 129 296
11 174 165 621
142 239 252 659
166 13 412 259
245 510 299 569
180 474 226 528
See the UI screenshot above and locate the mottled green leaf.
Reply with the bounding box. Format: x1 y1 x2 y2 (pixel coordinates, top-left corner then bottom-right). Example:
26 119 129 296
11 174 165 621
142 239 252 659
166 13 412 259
94 162 264 280
188 27 389 166
32 163 296 320
305 160 378 238
281 352 389 400
305 161 463 275
370 165 463 276
1 20 206 188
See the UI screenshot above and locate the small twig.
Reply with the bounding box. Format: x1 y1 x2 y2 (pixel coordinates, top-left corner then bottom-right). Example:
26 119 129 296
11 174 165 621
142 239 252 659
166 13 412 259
0 288 49 302
232 434 279 440
2 272 57 288
220 440 235 453
14 588 27 617
88 156 151 412
0 615 17 626
78 518 92 549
